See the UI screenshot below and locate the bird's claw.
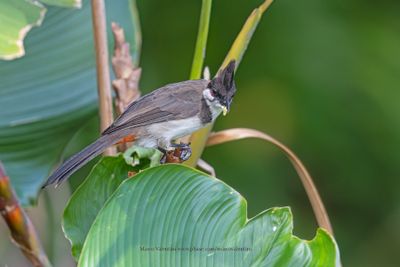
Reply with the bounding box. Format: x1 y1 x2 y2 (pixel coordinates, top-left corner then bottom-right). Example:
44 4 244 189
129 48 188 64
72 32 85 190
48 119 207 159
159 143 192 163
171 142 192 161
160 153 167 164
178 146 192 161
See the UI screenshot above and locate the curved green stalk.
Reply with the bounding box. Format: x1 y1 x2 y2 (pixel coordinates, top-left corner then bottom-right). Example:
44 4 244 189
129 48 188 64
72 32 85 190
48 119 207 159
128 0 142 65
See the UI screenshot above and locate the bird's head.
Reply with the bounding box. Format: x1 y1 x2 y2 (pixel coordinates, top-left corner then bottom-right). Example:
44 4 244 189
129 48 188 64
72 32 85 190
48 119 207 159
203 60 236 116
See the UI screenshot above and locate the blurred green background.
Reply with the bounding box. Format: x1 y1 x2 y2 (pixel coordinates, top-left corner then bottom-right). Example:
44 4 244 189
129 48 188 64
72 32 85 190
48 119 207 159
1 0 399 266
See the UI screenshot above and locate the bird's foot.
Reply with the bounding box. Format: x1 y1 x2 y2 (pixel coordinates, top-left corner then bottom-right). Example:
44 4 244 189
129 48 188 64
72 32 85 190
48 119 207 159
158 147 169 164
159 142 192 163
177 146 192 161
171 142 192 161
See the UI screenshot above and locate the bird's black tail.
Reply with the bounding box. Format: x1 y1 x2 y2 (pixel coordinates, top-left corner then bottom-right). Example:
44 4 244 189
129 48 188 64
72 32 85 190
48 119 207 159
42 134 116 188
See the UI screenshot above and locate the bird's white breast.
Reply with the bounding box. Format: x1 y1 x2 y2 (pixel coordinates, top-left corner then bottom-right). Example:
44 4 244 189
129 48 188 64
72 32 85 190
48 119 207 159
143 116 203 148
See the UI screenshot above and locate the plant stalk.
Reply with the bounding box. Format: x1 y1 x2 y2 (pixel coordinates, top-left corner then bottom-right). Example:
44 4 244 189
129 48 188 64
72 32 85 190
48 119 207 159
180 0 212 147
0 162 51 267
91 0 115 156
185 0 274 166
128 0 142 66
190 0 212 80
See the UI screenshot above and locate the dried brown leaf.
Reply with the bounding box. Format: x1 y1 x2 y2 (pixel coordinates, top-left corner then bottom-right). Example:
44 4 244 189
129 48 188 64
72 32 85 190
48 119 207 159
206 128 334 235
111 22 142 116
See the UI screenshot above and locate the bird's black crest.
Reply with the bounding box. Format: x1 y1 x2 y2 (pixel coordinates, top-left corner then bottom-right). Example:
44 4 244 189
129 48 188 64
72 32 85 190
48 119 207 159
208 60 236 99
221 60 236 90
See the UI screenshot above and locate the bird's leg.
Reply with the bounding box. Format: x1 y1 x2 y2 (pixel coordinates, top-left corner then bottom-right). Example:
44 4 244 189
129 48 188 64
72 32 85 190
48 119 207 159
158 146 168 164
159 146 186 164
158 146 182 164
158 142 192 163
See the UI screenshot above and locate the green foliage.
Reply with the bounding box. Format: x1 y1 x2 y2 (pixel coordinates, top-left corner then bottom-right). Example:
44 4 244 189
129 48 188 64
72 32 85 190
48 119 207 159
189 0 212 79
186 0 274 166
63 160 338 266
0 0 346 265
220 0 273 69
0 0 138 205
63 156 134 260
0 0 45 60
40 0 82 8
0 0 83 60
123 146 163 168
63 147 161 260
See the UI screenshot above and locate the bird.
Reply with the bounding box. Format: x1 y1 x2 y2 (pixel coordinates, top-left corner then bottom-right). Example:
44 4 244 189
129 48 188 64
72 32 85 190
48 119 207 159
42 60 236 187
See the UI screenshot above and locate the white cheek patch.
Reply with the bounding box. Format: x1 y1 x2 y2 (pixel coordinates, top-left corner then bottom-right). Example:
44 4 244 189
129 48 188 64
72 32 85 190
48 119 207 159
203 89 215 102
203 89 223 119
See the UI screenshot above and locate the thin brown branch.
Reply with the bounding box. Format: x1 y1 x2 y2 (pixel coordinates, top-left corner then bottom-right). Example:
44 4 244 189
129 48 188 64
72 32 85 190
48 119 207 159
0 162 51 267
91 0 115 156
206 128 334 235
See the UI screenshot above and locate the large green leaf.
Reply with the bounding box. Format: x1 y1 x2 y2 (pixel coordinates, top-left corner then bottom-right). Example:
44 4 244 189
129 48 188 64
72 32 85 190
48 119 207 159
40 0 82 8
0 0 46 60
64 160 338 266
63 156 134 260
63 148 162 260
0 0 83 60
0 0 139 205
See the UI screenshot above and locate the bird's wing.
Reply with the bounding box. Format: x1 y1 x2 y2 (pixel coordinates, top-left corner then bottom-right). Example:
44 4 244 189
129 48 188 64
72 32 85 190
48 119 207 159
102 79 208 135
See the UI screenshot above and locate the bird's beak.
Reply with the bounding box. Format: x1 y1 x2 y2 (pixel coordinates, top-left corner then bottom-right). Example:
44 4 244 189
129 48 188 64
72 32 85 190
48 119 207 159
222 106 228 116
221 100 231 116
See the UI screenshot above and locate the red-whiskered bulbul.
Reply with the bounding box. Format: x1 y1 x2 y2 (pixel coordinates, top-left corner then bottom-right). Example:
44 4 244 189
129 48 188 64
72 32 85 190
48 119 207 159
42 60 236 187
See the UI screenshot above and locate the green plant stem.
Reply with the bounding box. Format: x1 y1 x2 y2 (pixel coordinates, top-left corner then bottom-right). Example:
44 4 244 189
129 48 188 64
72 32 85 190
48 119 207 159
128 0 142 66
180 0 212 147
190 0 212 80
186 0 274 167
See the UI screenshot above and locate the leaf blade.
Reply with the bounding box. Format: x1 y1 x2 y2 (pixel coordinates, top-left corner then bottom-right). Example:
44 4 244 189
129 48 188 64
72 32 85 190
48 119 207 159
76 163 339 266
0 0 46 60
63 156 134 260
0 0 139 205
40 0 82 8
63 146 161 260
